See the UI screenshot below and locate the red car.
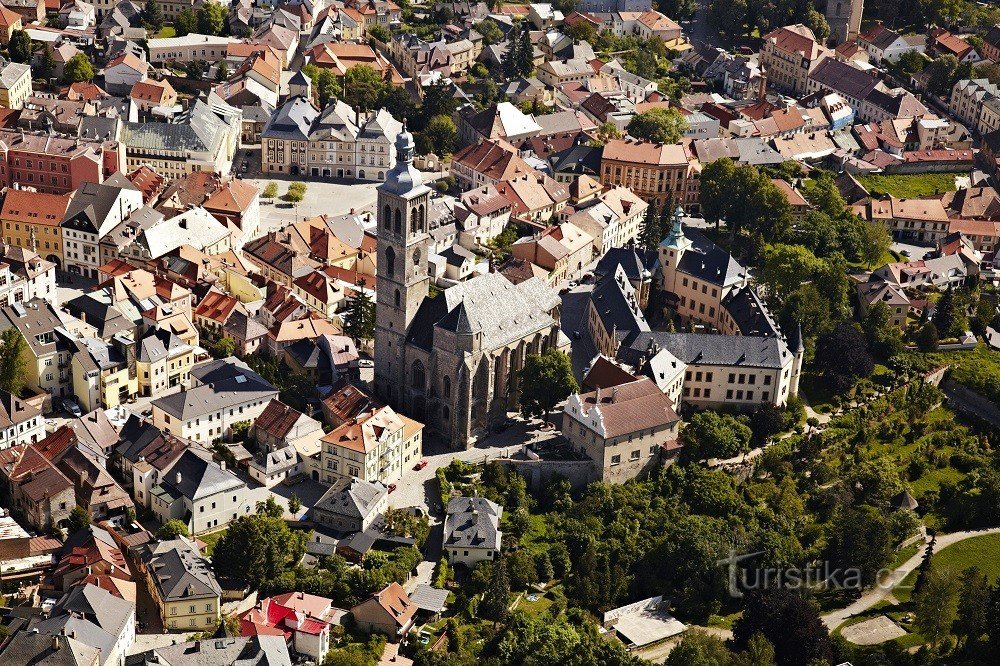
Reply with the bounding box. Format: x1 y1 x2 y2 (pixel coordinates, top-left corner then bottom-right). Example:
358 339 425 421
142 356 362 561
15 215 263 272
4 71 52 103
414 459 428 470
388 483 397 493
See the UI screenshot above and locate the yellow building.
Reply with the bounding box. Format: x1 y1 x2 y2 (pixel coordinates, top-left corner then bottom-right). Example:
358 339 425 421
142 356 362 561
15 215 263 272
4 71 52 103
0 62 31 110
143 537 222 632
71 336 139 412
136 329 194 398
0 189 71 267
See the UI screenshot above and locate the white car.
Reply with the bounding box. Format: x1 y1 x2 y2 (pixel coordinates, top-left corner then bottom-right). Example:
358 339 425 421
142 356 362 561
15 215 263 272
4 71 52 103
358 359 375 368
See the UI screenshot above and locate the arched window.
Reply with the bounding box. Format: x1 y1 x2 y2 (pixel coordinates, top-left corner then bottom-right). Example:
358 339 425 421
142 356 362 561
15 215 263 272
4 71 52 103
393 209 402 234
442 405 450 421
443 376 451 399
410 208 418 233
394 288 400 308
412 248 421 268
418 204 425 230
411 360 425 389
384 246 395 277
382 204 391 229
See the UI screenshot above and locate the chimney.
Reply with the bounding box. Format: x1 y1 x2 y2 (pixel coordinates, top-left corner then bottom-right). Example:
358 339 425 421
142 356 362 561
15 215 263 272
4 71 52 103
51 636 60 650
220 460 226 470
175 471 182 484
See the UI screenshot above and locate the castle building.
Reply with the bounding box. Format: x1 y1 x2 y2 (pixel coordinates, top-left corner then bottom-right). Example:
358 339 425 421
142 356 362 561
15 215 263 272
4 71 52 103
374 127 566 449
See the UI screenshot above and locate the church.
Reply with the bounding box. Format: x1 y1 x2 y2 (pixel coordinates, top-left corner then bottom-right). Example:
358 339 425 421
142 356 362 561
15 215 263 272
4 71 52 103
374 127 568 449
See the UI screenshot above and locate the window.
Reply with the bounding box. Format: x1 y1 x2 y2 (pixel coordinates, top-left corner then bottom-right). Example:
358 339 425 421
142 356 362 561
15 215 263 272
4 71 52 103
704 389 711 399
726 389 733 399
764 375 772 385
611 454 621 465
706 372 713 382
630 450 641 461
747 391 754 401
728 373 735 383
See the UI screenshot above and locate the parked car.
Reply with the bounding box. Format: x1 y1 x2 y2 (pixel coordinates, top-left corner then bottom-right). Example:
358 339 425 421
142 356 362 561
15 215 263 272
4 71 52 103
358 359 375 368
388 483 397 493
61 398 82 417
414 459 428 470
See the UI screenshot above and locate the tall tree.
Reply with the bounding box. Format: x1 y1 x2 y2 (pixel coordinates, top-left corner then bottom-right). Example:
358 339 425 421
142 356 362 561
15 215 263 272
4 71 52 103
175 9 197 36
157 519 189 540
343 278 375 342
913 566 960 647
859 220 891 268
731 589 832 666
37 44 55 81
196 3 227 36
64 53 94 83
142 0 164 32
343 65 385 112
680 411 752 462
665 630 733 665
823 505 892 588
66 506 90 535
418 115 457 155
626 108 688 144
516 24 534 77
212 500 309 589
478 557 512 623
316 69 341 108
8 30 31 64
502 25 522 80
933 286 956 338
954 566 990 648
518 349 578 422
0 328 28 396
638 202 661 250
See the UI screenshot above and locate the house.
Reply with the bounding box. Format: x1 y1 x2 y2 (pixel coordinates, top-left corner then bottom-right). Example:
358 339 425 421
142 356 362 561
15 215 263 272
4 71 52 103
114 417 189 508
0 390 44 449
252 399 323 454
858 23 925 64
450 139 533 191
0 5 23 45
53 525 130 592
141 537 222 631
759 24 831 96
599 139 700 211
0 189 71 268
563 378 680 483
47 583 135 665
103 52 148 96
282 333 359 385
135 328 193 398
0 434 75 531
53 431 134 520
350 582 416 641
240 592 345 662
0 299 76 409
129 79 177 114
128 635 291 665
857 278 912 329
61 175 144 279
444 496 502 567
311 477 388 533
0 127 124 196
70 336 139 412
146 33 235 64
149 448 249 535
0 631 100 665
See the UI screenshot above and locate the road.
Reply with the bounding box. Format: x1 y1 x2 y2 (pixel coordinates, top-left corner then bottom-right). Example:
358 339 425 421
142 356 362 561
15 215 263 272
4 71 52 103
686 0 724 50
821 527 1000 630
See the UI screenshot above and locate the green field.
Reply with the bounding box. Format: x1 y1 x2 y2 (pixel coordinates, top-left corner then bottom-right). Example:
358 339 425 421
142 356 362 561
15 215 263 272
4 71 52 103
198 529 227 556
857 172 962 199
929 533 1000 581
156 26 176 38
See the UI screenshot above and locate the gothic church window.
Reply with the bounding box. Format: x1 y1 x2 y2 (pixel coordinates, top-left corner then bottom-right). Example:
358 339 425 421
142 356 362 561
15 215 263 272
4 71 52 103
385 246 395 276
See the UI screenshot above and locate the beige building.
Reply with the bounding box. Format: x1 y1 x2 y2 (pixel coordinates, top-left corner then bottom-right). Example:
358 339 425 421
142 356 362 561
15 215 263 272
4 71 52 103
350 582 416 642
136 329 194 398
146 33 235 64
563 377 680 483
759 24 831 97
143 537 221 632
319 403 422 485
600 139 700 212
0 62 31 110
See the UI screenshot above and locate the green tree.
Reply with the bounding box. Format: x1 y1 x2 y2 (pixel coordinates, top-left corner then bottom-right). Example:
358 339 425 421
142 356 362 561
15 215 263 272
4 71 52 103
343 278 375 341
699 158 792 243
418 114 457 155
367 23 390 43
954 566 990 648
212 500 309 589
740 633 776 666
157 519 189 540
196 3 227 35
478 557 511 623
66 506 90 535
708 0 748 41
658 0 697 21
63 53 95 83
897 49 926 76
666 629 733 665
824 505 892 588
516 23 534 77
916 321 939 352
37 44 55 81
638 201 662 250
212 336 236 358
184 59 205 80
913 566 960 646
316 69 341 108
343 65 385 112
803 6 829 42
216 61 229 82
263 182 278 199
813 322 874 392
933 286 957 338
474 18 504 45
8 30 31 64
927 54 960 97
284 181 307 203
518 349 579 422
680 411 752 462
731 589 831 666
288 493 302 515
0 328 28 396
142 0 164 32
859 220 891 268
626 107 688 144
175 9 197 36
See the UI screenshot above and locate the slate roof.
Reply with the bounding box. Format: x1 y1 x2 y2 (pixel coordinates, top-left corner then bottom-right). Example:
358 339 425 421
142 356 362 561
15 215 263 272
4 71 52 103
313 477 387 521
120 97 237 155
590 265 649 346
30 614 116 663
53 583 134 644
0 631 101 666
139 635 291 666
155 449 243 501
621 332 793 370
666 227 744 287
153 358 277 420
145 537 222 602
808 58 881 101
444 496 502 550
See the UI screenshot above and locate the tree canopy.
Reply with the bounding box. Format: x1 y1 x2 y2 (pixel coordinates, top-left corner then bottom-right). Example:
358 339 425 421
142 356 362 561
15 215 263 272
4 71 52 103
212 497 309 589
518 349 579 421
680 411 752 462
0 328 28 397
625 108 688 145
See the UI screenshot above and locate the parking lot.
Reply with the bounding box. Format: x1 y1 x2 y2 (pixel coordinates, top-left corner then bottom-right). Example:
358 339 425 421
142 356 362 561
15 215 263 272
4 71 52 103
247 176 381 236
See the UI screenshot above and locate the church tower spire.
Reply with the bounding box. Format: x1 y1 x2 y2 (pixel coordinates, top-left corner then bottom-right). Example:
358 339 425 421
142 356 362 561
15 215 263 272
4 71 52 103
373 124 432 408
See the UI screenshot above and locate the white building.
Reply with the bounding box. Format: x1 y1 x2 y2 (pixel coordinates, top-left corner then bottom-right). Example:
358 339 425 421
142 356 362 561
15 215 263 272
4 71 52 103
443 496 502 568
150 448 252 535
147 33 236 64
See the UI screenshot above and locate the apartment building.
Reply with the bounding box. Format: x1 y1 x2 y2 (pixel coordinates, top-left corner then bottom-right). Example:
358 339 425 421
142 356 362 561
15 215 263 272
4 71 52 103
142 537 221 630
319 402 422 486
0 299 75 409
146 33 236 65
600 138 700 214
149 449 249 534
61 174 144 279
0 62 31 110
949 78 999 129
759 24 831 96
0 129 125 194
0 189 71 267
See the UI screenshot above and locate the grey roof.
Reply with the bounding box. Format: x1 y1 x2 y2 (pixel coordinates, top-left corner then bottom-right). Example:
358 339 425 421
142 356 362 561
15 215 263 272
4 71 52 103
63 174 139 236
0 299 73 357
137 327 188 363
666 227 745 287
262 95 319 141
444 496 502 550
145 537 222 602
550 143 601 176
53 584 134 645
414 272 560 351
0 62 30 89
409 584 449 613
120 98 238 156
248 445 299 474
733 137 785 166
590 266 650 346
65 291 136 339
809 58 881 100
594 247 659 283
79 116 121 144
154 359 277 420
0 631 101 666
313 477 387 521
156 449 243 501
622 332 793 370
115 413 162 462
30 615 116 664
439 244 476 267
720 285 781 338
141 635 291 666
224 309 269 342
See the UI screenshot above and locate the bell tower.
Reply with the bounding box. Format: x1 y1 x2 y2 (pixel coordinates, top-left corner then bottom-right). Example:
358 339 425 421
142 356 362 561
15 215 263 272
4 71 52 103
374 125 431 407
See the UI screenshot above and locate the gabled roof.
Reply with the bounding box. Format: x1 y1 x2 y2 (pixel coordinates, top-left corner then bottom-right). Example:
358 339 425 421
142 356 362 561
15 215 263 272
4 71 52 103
145 537 221 602
444 496 502 549
313 477 387 520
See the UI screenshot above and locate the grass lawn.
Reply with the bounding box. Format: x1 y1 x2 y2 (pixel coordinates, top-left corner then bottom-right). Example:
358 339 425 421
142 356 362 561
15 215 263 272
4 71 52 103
515 592 553 618
156 26 176 38
930 533 1000 582
889 543 921 570
512 512 550 556
198 529 227 556
857 172 962 199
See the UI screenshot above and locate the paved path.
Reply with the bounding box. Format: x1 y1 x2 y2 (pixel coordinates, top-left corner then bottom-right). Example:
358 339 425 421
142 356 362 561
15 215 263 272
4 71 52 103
821 527 1000 630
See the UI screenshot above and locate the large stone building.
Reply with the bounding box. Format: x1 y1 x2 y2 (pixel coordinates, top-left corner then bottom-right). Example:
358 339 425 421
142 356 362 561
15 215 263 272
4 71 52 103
759 24 831 97
825 0 864 45
374 127 566 448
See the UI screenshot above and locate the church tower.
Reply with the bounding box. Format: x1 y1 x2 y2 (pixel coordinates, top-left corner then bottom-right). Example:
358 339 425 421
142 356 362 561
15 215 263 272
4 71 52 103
374 125 431 407
825 0 863 45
